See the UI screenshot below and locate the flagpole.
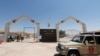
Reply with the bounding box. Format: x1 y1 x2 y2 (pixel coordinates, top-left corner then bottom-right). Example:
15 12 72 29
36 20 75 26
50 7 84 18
48 23 50 29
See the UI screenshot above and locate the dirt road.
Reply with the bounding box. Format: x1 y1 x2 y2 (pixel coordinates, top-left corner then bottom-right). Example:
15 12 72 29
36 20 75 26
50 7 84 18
0 37 72 56
0 42 58 56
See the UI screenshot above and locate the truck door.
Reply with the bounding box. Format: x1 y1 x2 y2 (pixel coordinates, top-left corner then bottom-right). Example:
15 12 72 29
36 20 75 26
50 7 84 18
83 36 97 55
95 36 100 54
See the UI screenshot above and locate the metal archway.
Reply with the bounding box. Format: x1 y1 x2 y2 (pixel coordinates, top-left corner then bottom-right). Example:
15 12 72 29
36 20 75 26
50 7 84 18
56 16 87 41
3 16 40 42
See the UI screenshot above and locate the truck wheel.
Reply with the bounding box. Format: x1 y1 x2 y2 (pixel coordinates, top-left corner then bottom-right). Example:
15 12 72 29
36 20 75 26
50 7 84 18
67 51 80 56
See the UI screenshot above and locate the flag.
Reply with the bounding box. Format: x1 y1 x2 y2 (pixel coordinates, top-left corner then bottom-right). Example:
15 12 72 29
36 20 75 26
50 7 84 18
48 23 50 27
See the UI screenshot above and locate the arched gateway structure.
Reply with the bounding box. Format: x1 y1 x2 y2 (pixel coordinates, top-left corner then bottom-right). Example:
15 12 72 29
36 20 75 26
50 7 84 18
3 16 40 42
56 16 87 41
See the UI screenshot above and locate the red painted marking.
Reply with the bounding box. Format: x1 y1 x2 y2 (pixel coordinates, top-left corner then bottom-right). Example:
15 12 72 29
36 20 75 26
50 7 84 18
88 46 94 54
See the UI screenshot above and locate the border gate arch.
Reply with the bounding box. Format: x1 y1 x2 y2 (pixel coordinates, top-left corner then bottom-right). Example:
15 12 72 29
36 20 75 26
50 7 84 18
3 16 40 42
56 16 87 41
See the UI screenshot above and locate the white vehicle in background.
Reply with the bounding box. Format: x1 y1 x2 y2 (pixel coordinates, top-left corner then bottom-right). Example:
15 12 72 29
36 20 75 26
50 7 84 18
56 32 100 56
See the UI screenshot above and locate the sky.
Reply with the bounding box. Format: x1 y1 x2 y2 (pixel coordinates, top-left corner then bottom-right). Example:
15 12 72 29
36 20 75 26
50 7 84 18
0 0 100 33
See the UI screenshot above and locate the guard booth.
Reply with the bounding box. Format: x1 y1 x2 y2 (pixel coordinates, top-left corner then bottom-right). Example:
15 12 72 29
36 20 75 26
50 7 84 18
40 29 57 42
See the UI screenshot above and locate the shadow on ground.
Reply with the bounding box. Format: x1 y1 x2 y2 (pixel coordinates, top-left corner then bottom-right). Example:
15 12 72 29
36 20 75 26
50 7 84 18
54 54 64 56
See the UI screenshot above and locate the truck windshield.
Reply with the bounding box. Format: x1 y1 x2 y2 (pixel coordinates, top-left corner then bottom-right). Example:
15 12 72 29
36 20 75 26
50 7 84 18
71 36 84 43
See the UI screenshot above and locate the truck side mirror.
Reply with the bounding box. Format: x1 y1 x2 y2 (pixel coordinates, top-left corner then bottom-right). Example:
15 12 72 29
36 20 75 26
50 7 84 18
84 40 88 45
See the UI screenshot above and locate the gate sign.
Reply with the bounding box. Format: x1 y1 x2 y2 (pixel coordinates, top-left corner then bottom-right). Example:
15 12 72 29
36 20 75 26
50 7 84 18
88 46 94 54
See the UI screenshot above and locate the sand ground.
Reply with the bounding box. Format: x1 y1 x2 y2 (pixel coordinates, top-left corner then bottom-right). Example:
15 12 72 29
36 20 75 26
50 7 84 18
0 37 72 56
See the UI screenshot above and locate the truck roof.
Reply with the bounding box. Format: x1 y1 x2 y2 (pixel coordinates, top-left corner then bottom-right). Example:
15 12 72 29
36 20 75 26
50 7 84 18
80 32 100 36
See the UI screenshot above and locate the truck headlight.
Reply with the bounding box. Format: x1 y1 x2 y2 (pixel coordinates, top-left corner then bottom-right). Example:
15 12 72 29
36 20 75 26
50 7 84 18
61 46 68 51
61 46 64 49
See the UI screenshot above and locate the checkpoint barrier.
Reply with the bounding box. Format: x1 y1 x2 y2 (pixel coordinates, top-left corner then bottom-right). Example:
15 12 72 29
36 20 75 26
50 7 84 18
0 39 2 44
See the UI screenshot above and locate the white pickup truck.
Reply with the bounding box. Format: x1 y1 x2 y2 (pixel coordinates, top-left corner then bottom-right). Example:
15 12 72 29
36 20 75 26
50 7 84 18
56 32 100 56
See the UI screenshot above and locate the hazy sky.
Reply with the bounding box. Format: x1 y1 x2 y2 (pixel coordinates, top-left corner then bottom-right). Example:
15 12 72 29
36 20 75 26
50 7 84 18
0 0 100 33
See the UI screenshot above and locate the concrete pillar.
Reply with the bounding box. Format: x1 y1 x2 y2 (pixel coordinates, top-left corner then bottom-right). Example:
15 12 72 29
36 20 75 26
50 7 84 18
36 23 40 42
56 24 59 42
3 23 10 42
